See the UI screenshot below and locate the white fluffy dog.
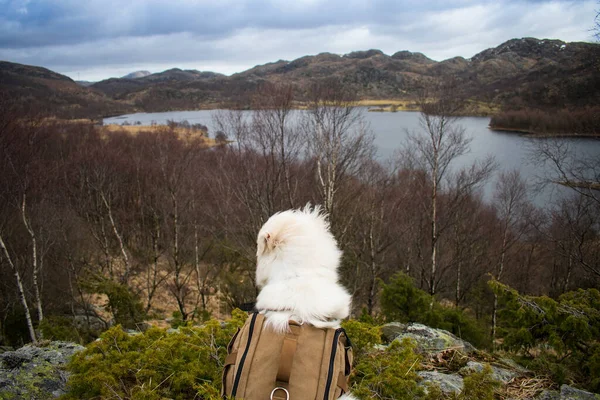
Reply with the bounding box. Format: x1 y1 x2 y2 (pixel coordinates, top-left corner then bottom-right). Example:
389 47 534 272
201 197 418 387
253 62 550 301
255 205 351 334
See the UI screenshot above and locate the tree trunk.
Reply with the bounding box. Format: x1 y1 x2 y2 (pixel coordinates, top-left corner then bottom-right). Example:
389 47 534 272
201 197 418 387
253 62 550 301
0 234 37 343
21 194 43 323
100 191 130 283
430 160 438 302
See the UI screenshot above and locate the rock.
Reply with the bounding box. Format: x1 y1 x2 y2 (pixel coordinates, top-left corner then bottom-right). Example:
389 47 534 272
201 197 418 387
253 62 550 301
383 322 476 354
72 314 108 332
560 385 600 400
498 356 530 374
0 341 84 399
459 361 521 383
381 322 405 341
418 371 464 394
536 389 560 400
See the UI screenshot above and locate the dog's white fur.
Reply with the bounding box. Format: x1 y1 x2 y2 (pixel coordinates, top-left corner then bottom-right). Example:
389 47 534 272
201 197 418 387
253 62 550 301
255 205 355 400
255 205 351 333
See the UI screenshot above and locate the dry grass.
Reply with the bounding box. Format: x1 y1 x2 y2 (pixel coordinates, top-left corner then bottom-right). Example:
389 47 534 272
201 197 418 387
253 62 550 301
500 377 556 400
357 99 413 106
99 124 217 146
360 99 419 112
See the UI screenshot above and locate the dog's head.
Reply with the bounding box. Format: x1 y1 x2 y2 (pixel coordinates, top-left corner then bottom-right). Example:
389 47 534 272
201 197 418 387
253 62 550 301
256 205 341 288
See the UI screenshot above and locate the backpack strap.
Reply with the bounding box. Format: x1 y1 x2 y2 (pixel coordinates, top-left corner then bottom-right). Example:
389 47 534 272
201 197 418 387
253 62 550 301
272 324 301 399
337 329 353 395
224 352 237 367
276 334 297 385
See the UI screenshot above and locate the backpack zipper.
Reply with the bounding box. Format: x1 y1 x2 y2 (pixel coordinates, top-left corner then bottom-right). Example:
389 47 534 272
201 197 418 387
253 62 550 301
323 328 344 400
231 312 258 397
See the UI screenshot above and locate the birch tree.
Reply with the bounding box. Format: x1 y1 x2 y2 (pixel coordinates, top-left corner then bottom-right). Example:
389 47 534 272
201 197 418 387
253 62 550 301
403 80 494 298
0 234 37 343
491 169 533 344
304 79 375 235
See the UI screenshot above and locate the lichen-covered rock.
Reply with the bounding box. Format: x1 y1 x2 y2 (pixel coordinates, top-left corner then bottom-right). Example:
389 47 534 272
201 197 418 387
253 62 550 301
459 360 520 383
0 341 84 399
383 322 476 354
560 385 600 400
418 370 464 394
536 389 561 400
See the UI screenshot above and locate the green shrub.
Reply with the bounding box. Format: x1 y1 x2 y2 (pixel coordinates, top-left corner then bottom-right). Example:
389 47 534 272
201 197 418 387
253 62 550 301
380 273 431 323
491 281 600 392
381 273 490 349
62 309 247 400
83 277 146 329
39 316 82 343
352 338 424 400
341 319 382 357
170 310 187 329
459 364 499 400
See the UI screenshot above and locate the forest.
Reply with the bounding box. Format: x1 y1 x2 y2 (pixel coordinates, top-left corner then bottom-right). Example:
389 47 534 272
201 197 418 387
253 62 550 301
1 80 599 396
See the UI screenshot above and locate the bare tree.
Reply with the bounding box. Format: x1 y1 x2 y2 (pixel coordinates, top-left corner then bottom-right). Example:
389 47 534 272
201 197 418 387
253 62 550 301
346 160 404 315
0 234 37 343
491 169 533 344
251 83 304 209
402 80 494 298
594 5 600 41
152 129 205 321
546 194 600 285
303 79 375 235
530 139 600 206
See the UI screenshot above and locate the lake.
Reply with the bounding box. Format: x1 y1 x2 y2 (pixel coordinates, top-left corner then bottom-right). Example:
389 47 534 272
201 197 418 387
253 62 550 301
104 109 600 207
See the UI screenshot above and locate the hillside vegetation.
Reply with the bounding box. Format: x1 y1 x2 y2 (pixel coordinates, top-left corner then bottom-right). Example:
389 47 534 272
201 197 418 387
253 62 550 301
2 37 598 117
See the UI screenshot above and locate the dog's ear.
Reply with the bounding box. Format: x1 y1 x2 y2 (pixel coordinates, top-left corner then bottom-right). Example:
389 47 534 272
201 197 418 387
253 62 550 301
264 232 281 252
257 232 278 254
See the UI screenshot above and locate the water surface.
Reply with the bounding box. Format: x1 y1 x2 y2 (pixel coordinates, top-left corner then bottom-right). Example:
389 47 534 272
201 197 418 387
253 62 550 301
105 110 600 207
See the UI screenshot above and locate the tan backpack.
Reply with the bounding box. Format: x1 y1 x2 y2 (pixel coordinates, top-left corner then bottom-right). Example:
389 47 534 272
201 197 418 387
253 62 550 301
222 312 353 400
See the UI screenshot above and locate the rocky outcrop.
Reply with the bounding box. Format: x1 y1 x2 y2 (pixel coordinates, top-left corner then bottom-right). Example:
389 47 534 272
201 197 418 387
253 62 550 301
382 322 599 399
459 360 520 384
559 385 600 400
382 322 476 354
0 341 84 399
418 370 464 395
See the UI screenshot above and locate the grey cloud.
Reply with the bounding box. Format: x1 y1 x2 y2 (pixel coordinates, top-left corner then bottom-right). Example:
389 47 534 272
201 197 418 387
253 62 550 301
0 0 491 48
0 0 595 80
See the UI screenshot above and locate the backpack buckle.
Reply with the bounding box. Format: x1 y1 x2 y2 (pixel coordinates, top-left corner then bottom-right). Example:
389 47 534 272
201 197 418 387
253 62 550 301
270 387 290 400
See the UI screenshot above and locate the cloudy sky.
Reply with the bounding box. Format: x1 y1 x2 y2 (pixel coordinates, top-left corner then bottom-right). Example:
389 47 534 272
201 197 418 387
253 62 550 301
0 0 597 81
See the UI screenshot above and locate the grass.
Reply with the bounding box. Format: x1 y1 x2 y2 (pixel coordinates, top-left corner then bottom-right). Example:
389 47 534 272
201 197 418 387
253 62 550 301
99 124 217 145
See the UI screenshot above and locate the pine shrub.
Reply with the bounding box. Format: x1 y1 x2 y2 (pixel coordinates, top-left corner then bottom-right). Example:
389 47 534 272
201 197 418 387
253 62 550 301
62 309 246 400
381 273 490 349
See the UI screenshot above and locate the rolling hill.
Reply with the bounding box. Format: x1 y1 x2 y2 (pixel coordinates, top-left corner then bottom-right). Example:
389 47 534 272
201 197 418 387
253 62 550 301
2 37 598 118
0 61 134 118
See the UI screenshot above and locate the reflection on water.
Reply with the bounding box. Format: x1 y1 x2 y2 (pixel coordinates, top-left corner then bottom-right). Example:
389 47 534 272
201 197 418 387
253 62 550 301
104 109 600 208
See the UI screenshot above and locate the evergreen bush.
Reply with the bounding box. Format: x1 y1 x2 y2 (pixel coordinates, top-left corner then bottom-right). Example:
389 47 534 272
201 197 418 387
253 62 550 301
62 309 246 400
490 281 600 392
381 273 489 349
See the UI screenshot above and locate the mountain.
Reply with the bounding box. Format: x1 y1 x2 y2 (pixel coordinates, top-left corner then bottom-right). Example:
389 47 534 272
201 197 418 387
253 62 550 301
0 61 134 118
3 38 599 117
121 70 151 79
88 38 598 112
90 68 227 105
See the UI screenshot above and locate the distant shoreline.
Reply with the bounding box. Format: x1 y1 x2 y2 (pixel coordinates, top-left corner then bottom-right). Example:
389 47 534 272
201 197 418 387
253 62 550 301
489 125 600 139
100 99 497 119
